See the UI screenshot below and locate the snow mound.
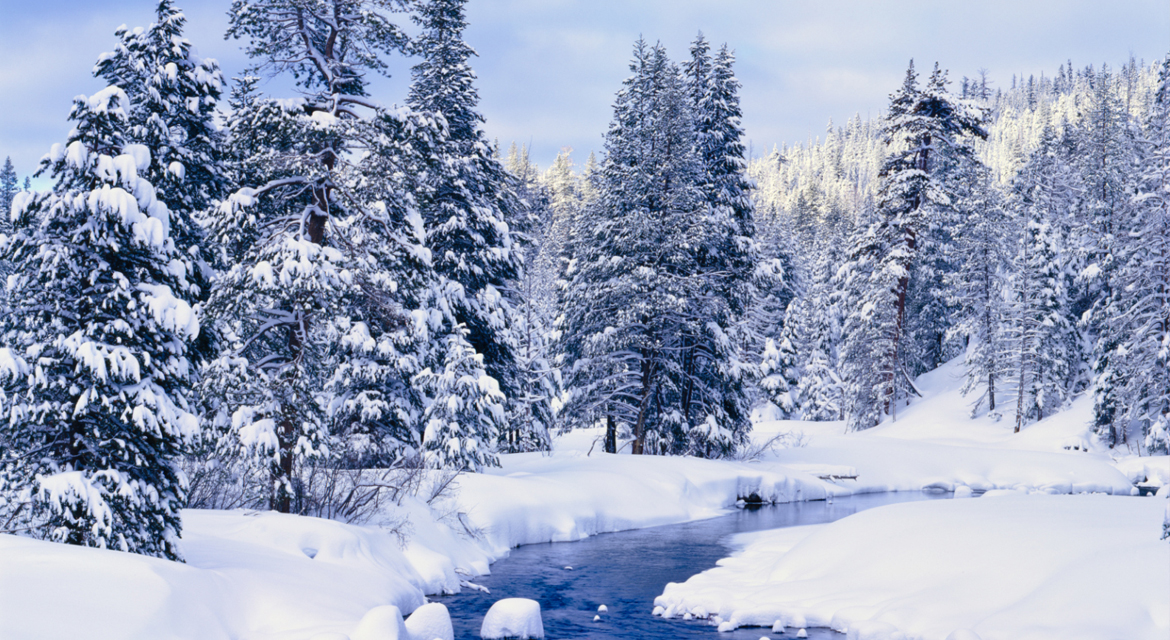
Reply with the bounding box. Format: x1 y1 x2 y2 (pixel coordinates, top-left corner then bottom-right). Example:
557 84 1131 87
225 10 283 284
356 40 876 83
404 602 454 640
655 495 1169 640
751 357 1137 497
0 506 490 640
480 598 544 639
352 605 409 640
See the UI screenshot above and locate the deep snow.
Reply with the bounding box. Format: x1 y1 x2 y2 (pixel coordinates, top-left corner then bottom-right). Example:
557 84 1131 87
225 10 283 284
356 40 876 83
653 495 1169 640
1 355 1166 639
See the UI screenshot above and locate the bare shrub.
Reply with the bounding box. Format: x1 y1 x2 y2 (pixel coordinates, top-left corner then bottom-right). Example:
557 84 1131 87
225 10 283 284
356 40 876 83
733 430 808 462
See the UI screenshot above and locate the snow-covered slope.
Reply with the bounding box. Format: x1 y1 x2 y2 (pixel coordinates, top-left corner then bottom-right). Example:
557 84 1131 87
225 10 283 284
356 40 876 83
751 356 1147 496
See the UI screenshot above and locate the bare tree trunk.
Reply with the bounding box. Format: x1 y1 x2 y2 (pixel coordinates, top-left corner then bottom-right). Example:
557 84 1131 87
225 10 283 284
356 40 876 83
632 356 654 455
605 414 616 454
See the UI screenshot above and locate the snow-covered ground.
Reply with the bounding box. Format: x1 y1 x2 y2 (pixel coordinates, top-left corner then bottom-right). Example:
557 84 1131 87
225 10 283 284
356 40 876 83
654 495 1169 640
750 357 1159 497
1 355 1166 639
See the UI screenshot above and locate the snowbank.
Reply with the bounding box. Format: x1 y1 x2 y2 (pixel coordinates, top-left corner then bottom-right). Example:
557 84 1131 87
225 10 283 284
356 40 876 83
456 450 834 555
0 505 487 640
654 494 1170 640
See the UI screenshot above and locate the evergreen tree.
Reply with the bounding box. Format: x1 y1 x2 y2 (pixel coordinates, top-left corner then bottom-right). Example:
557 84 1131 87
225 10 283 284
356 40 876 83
681 36 757 453
0 87 200 560
948 167 1011 417
1008 128 1081 431
408 0 544 454
93 0 227 263
1099 57 1170 451
206 0 430 512
560 40 748 456
91 0 227 370
0 157 18 231
839 62 986 430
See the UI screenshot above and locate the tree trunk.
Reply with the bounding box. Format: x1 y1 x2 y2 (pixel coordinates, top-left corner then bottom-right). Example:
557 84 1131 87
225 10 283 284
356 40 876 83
604 415 617 454
632 356 654 455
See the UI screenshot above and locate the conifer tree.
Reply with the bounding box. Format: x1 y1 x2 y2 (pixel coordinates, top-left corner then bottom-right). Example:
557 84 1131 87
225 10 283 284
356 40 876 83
408 0 545 454
560 40 749 456
1098 57 1170 451
93 0 227 265
205 0 438 511
839 62 986 430
948 167 1011 416
0 157 18 230
679 36 756 453
0 87 200 559
1008 128 1081 431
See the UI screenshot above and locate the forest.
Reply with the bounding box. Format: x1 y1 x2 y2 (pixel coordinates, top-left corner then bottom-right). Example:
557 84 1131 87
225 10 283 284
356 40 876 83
0 0 1166 574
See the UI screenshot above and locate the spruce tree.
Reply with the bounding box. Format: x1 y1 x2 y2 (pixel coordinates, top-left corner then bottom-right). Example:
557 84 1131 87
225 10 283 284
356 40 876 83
948 167 1011 417
408 0 542 455
1099 57 1170 451
560 40 747 456
94 0 227 261
1008 128 1081 431
683 37 757 449
0 87 200 560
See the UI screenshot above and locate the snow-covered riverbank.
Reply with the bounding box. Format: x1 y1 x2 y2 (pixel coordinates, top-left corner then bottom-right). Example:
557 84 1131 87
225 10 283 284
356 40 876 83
1 356 1166 640
654 495 1169 640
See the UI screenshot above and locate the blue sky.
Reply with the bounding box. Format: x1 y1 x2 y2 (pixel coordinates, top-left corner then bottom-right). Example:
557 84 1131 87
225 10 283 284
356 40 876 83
2 0 1168 185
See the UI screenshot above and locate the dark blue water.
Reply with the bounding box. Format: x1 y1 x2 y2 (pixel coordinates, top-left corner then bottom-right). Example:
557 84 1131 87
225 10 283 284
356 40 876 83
436 491 950 639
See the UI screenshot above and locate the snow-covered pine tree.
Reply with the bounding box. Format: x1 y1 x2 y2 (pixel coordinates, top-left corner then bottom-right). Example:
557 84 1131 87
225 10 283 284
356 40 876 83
839 62 986 430
413 325 505 469
205 0 423 511
560 40 741 456
794 288 846 421
1070 67 1142 444
0 86 200 560
758 331 800 417
1100 56 1170 452
93 0 226 271
499 143 556 453
0 157 17 232
407 0 546 455
947 165 1012 417
1008 128 1081 432
680 36 756 454
92 0 226 371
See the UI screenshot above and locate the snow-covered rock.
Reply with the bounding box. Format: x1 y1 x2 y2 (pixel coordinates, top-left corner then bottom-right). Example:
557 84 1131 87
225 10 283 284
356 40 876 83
480 598 544 639
352 605 409 640
403 603 454 640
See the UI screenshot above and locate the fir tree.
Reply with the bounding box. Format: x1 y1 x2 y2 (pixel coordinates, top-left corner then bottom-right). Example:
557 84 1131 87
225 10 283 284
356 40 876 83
560 40 748 456
407 0 541 455
1008 129 1081 431
1099 57 1170 451
948 166 1011 417
0 87 200 560
93 0 227 261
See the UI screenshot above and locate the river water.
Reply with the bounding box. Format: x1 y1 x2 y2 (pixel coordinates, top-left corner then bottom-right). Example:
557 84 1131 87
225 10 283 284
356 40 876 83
437 491 951 640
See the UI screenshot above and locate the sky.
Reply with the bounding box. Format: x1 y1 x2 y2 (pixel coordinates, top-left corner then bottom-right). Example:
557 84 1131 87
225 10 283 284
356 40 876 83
1 0 1168 186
